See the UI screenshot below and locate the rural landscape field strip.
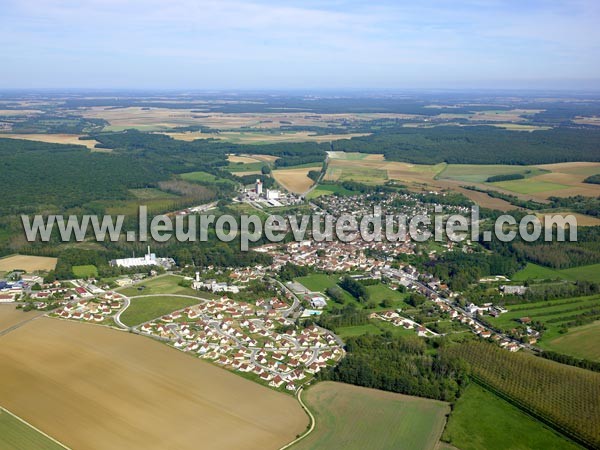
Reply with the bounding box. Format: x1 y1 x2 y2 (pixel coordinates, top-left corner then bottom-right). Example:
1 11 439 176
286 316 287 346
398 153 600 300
0 407 69 450
442 384 581 450
446 342 600 448
0 317 307 450
291 382 449 450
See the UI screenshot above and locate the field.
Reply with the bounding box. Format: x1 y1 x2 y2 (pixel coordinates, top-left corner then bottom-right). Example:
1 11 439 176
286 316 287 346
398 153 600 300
486 294 600 342
0 318 306 450
117 274 204 297
0 254 57 272
119 295 203 326
129 188 178 200
80 107 418 132
437 164 547 183
168 130 371 145
0 408 66 450
0 305 44 333
306 183 355 199
442 384 580 450
0 133 101 150
72 264 98 278
513 263 565 281
294 274 355 304
559 263 600 282
445 342 600 448
292 382 450 450
542 321 600 361
513 262 600 282
273 166 321 194
536 212 600 226
492 178 569 194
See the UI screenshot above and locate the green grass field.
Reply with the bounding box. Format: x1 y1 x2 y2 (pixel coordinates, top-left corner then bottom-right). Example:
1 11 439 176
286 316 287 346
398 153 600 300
335 167 388 184
226 162 267 172
493 178 569 194
438 164 546 183
295 274 356 305
513 263 565 281
541 321 600 361
117 275 202 297
365 283 409 304
119 295 202 326
559 263 600 282
128 188 178 200
0 408 66 450
179 171 237 187
306 183 355 199
293 381 449 450
513 263 600 282
442 384 581 450
72 264 98 278
335 323 382 338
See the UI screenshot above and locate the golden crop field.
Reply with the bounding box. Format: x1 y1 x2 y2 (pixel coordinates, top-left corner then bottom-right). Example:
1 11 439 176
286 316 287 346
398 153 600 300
0 318 307 450
0 255 57 272
273 166 321 194
0 305 44 334
0 134 101 150
227 154 263 163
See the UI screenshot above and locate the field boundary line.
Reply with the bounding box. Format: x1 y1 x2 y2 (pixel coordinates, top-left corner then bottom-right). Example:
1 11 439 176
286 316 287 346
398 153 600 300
0 406 71 449
279 386 315 450
472 377 592 449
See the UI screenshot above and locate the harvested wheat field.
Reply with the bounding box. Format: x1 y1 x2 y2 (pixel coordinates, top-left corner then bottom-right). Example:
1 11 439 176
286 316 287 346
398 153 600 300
0 134 100 150
273 166 321 194
0 305 44 334
0 255 57 272
0 318 306 450
228 154 262 164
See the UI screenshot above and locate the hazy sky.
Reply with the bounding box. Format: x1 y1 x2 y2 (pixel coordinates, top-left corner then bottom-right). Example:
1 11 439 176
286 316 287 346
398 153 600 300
1 0 599 90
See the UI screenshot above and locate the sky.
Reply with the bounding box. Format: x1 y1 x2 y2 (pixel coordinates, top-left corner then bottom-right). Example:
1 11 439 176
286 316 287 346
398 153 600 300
1 0 599 90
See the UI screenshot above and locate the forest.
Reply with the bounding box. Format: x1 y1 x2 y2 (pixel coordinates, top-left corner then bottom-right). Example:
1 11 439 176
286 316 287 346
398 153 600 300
333 126 600 165
319 334 470 402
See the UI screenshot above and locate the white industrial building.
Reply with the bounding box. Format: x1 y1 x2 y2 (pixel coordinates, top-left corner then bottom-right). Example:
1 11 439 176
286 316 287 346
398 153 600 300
111 247 175 269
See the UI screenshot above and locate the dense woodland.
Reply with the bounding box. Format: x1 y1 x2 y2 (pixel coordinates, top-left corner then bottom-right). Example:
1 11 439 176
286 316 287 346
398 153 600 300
320 334 470 402
334 126 600 164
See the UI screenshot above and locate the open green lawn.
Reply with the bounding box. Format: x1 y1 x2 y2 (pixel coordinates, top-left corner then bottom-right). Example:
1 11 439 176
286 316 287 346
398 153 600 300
438 164 546 183
493 178 569 194
336 167 388 184
335 323 382 338
541 321 600 361
306 183 355 199
295 274 357 305
365 283 409 305
0 408 65 450
293 381 449 450
119 295 202 326
72 264 98 278
179 171 237 187
559 263 600 282
442 384 581 450
226 162 266 172
513 263 600 283
117 275 202 297
513 263 566 281
128 188 178 200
